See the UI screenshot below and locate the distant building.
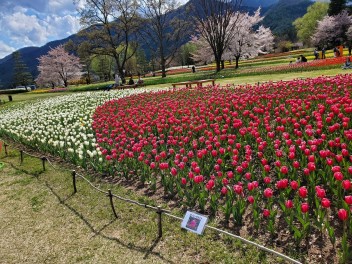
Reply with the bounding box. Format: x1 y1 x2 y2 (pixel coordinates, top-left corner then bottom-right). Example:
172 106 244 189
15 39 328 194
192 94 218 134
292 42 304 50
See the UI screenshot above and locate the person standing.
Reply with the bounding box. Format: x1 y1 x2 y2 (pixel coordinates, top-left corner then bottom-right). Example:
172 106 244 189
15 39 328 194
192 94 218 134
114 73 120 87
322 47 326 59
314 48 319 60
333 47 340 57
192 65 196 73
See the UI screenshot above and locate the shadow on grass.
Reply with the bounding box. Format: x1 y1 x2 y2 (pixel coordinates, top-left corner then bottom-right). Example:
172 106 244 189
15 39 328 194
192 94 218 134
44 181 174 264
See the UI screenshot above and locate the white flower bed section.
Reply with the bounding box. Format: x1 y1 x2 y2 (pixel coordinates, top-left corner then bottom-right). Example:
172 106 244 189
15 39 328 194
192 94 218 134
0 89 162 167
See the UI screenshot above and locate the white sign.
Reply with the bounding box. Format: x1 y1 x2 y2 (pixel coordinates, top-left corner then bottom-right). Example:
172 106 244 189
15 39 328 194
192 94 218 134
181 211 208 235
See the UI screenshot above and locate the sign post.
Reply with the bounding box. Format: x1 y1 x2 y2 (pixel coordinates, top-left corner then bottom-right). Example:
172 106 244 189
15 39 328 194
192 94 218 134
181 211 208 235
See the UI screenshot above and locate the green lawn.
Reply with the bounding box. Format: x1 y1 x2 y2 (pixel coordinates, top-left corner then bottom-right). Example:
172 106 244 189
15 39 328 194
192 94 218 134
0 145 291 264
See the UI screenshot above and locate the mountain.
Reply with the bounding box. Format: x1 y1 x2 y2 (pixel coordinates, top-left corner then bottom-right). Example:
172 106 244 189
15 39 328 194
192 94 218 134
242 0 279 7
0 35 81 89
262 0 313 40
0 0 313 89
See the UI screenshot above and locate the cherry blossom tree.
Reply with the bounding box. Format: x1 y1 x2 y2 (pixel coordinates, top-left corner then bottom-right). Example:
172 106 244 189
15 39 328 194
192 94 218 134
312 10 352 48
36 45 82 88
227 8 274 68
190 35 214 64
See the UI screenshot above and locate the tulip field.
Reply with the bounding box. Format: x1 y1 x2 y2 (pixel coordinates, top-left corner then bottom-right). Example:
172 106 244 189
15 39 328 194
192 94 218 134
1 74 352 261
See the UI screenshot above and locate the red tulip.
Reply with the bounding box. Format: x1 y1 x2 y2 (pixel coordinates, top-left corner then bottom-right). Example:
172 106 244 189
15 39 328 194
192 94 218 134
280 166 288 174
298 186 308 198
345 196 352 205
264 188 273 198
342 180 351 190
334 172 344 181
338 209 348 221
264 177 271 184
315 186 326 198
221 186 228 195
321 198 331 208
247 196 255 204
290 180 299 190
263 209 270 217
233 184 243 194
301 202 309 213
170 167 177 176
285 200 294 209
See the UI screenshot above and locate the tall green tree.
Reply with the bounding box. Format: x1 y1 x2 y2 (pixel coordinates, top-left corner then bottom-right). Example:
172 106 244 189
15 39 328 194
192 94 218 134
177 43 196 67
293 2 329 46
91 55 114 82
65 40 94 84
12 51 32 87
328 0 347 16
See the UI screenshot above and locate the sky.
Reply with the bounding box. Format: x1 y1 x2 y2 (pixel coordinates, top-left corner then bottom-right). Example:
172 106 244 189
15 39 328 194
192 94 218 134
0 0 188 59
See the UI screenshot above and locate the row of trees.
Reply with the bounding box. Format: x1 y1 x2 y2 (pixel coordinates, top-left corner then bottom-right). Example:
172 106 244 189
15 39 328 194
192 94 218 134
294 0 352 49
35 0 274 87
69 0 273 79
12 0 352 88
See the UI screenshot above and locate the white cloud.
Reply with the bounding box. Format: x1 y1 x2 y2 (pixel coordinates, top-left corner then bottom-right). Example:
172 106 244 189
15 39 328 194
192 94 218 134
0 41 16 59
0 0 83 59
45 14 82 37
2 12 49 46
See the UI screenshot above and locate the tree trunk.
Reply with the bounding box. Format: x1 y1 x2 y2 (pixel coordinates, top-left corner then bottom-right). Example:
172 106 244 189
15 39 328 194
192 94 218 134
161 52 166 78
215 59 221 72
118 68 126 84
221 60 225 69
64 79 68 87
235 56 240 69
161 64 166 78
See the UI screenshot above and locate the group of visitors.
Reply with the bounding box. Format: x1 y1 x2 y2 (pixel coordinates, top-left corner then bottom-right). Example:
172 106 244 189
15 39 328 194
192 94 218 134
292 46 343 64
104 72 144 91
115 73 144 86
313 47 327 59
294 55 308 63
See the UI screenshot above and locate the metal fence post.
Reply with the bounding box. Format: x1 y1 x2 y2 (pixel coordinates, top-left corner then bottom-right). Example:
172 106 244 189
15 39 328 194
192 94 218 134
41 157 46 171
72 170 77 193
157 206 163 238
20 150 23 164
108 189 118 218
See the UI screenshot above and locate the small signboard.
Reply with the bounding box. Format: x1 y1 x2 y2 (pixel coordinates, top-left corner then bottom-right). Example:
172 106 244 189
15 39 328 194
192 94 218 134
181 211 208 235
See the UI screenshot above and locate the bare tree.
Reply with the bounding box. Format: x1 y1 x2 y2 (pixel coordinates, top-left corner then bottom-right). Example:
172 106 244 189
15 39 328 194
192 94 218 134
139 0 191 78
192 0 242 72
75 0 141 83
192 8 274 69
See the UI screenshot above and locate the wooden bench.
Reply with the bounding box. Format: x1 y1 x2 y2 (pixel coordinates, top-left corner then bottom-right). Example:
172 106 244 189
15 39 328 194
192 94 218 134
171 79 215 88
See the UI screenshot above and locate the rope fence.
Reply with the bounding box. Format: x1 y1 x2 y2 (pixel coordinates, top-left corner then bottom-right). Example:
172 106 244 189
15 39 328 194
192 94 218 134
0 139 301 264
